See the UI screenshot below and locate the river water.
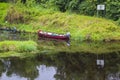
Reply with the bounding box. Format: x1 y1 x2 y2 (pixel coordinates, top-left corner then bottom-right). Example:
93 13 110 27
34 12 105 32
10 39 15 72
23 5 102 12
0 30 120 80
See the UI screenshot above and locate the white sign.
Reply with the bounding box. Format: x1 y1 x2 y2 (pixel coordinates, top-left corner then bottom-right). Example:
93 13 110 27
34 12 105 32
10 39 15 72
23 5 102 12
97 5 105 10
96 59 104 67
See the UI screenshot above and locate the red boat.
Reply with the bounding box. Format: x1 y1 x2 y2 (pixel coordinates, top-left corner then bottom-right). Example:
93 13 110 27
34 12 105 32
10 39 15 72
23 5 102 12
38 30 70 41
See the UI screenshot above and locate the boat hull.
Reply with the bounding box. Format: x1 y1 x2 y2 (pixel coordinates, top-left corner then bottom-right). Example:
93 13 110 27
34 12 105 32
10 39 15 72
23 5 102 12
38 30 70 41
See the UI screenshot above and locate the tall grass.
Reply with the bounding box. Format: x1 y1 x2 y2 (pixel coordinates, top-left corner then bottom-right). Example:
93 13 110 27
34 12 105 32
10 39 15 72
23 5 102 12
0 41 37 52
0 3 9 24
35 13 120 41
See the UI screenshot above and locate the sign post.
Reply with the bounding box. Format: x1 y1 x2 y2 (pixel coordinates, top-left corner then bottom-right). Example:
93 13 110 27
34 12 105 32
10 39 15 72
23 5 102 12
97 5 105 10
97 4 105 17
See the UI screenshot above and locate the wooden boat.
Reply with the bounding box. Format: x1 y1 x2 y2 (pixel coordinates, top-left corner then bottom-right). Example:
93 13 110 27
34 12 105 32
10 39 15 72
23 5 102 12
38 30 70 41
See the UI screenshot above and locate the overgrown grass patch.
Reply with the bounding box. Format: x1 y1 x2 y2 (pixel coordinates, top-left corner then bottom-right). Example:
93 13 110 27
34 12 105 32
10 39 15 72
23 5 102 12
0 41 37 52
35 13 120 41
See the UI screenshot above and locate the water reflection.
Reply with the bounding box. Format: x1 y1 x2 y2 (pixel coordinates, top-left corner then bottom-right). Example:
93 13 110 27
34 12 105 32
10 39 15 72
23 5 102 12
107 72 120 80
96 54 105 68
0 73 27 80
35 65 56 80
0 30 37 41
0 52 119 80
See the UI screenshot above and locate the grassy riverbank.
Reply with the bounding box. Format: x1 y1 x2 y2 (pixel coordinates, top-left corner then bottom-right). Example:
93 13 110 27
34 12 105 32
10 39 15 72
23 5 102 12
0 40 120 58
0 2 120 58
37 40 120 54
0 3 120 41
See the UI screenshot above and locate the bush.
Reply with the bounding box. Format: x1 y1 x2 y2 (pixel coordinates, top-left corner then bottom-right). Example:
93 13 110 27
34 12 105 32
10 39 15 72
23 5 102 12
78 1 96 16
105 1 120 21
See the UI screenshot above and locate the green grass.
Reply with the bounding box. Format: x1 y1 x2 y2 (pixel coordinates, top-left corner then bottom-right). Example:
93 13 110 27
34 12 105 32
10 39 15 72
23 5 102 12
0 40 120 58
36 13 120 41
37 41 120 54
0 41 37 53
0 51 37 58
0 3 9 24
0 40 38 58
0 3 120 41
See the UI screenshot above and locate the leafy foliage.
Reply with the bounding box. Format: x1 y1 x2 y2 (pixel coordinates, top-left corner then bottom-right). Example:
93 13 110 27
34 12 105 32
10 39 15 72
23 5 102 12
78 1 96 16
1 0 120 23
0 0 7 2
105 1 120 21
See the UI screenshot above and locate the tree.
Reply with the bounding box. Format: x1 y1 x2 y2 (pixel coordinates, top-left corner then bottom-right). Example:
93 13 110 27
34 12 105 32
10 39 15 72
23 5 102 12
21 0 26 4
105 1 120 21
0 0 7 2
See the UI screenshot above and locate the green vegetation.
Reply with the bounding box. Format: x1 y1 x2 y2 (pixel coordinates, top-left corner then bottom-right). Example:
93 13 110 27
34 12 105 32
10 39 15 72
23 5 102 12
0 51 37 58
0 40 37 52
0 3 9 24
0 2 120 41
0 1 120 57
37 13 120 41
0 0 120 23
0 41 37 57
54 0 120 24
0 40 120 58
38 41 120 54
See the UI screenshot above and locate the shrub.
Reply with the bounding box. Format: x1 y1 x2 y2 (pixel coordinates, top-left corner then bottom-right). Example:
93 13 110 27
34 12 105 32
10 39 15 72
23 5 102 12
5 6 25 24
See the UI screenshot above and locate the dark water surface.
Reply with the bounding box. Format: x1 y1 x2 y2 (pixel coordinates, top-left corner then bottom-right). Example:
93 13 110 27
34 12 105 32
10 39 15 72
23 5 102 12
0 30 120 80
0 53 120 80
